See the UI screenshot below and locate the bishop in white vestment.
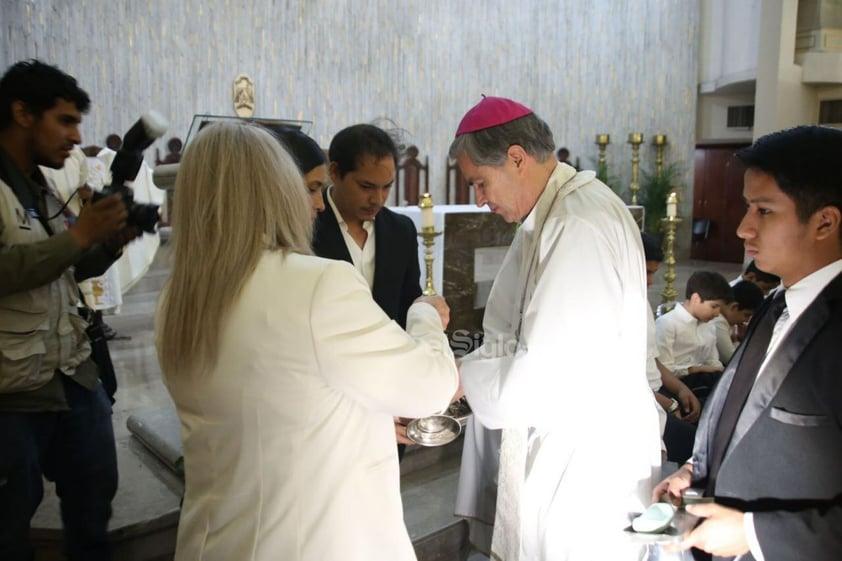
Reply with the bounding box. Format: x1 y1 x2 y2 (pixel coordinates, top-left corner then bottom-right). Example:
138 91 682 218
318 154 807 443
451 97 662 560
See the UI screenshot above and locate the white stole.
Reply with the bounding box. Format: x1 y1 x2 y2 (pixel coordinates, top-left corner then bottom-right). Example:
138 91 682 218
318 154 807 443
491 165 588 560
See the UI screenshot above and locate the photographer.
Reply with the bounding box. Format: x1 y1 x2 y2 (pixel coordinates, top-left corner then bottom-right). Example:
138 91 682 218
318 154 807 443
0 60 136 561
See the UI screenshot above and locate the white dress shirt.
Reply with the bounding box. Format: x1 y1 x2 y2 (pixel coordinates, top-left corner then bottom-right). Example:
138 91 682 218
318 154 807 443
654 302 722 377
645 309 663 391
326 187 375 290
646 303 668 441
712 314 737 365
758 259 842 376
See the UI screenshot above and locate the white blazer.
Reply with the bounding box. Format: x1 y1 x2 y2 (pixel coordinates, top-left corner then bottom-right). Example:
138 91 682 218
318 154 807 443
161 251 458 561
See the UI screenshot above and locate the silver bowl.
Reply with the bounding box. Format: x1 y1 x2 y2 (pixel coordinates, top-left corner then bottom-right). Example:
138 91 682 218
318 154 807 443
406 414 462 447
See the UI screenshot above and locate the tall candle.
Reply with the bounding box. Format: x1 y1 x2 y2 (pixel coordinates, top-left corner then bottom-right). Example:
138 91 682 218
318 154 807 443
421 202 434 229
666 192 678 219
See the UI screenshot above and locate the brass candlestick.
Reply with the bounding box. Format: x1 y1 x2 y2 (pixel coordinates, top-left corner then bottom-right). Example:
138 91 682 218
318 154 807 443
658 215 683 315
653 134 668 176
417 193 441 296
409 195 460 447
595 133 610 181
628 133 644 205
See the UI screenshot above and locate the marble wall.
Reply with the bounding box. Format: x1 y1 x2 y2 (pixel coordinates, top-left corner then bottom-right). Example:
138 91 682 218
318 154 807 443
2 0 699 222
442 211 517 337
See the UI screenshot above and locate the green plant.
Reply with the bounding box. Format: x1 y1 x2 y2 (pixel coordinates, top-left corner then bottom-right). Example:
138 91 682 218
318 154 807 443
589 157 623 197
640 162 683 232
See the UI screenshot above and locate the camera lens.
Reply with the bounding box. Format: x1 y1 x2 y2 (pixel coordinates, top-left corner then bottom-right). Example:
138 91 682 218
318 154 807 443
128 202 160 234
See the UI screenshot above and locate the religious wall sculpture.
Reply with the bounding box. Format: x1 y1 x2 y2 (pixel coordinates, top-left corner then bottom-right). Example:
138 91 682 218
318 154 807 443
233 74 255 117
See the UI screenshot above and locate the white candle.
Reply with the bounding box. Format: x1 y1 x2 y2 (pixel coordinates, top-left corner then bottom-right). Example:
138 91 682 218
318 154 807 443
666 193 678 219
421 204 434 229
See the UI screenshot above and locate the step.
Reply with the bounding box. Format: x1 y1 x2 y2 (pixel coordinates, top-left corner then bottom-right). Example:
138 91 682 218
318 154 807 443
32 411 468 561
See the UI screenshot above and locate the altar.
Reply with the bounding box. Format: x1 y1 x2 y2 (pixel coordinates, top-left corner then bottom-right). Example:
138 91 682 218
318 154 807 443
389 204 517 337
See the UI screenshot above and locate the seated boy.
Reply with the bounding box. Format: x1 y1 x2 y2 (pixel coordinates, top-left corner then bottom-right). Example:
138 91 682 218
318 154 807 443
655 271 733 401
731 259 780 295
642 233 700 464
713 279 764 365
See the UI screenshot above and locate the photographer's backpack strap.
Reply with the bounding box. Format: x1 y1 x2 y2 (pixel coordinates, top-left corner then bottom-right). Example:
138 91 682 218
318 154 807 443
77 286 118 404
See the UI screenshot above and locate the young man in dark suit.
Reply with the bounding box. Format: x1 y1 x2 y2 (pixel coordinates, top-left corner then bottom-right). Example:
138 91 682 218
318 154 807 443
653 125 842 560
312 124 422 456
313 124 421 328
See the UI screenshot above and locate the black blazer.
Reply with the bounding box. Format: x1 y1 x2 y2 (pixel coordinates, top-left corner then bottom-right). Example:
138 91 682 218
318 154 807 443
312 192 422 329
692 270 842 561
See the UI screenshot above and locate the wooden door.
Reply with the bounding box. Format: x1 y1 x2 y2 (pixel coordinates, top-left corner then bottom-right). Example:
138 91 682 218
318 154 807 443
691 145 749 262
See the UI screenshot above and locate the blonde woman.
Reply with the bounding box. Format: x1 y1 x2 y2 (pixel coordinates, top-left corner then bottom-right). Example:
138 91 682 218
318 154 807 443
156 122 458 561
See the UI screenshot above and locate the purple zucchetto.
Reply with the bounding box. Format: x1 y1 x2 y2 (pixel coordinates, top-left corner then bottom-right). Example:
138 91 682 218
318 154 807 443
454 95 534 137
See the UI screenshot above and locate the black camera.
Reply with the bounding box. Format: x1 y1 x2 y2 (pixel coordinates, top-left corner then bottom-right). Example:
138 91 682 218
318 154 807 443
91 111 168 233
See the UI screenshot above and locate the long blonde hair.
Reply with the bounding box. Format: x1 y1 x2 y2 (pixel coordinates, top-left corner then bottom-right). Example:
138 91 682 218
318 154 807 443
156 122 313 377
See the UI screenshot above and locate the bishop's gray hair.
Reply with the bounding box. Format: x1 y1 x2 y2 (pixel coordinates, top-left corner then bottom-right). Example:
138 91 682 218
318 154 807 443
448 113 556 167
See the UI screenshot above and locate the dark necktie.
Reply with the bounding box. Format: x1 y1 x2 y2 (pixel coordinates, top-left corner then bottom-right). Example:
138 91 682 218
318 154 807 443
706 290 787 494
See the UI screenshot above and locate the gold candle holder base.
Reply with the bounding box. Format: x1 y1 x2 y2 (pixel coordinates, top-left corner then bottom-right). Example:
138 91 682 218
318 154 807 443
657 216 682 316
595 134 610 182
417 192 441 296
418 227 442 296
653 134 668 177
628 133 644 205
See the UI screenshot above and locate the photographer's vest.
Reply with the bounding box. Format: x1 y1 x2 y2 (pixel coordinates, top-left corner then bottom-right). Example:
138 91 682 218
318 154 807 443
0 178 90 393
